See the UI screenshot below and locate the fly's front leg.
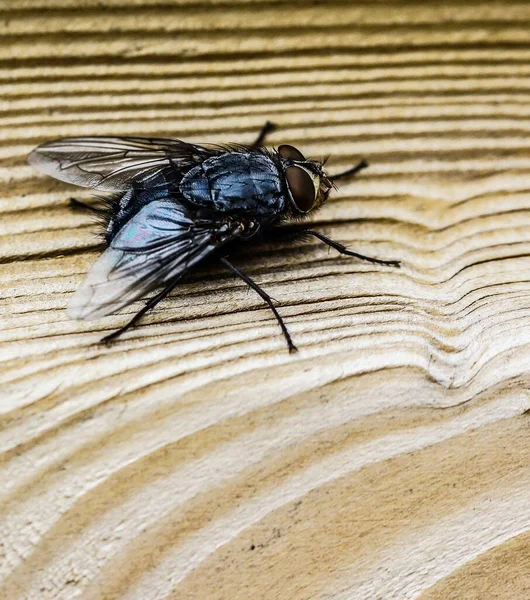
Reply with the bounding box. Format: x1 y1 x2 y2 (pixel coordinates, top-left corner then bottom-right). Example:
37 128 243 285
329 160 369 182
271 228 400 267
251 121 276 148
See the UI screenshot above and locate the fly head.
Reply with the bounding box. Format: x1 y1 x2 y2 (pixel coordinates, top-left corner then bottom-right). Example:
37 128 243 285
277 144 333 217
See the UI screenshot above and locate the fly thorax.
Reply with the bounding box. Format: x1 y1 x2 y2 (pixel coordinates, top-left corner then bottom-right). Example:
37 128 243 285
179 152 285 217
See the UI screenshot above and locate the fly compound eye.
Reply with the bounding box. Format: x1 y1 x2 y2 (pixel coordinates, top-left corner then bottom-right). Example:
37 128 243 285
278 144 306 162
286 165 317 213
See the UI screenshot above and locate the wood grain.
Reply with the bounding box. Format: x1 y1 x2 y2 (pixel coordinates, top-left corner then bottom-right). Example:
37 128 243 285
2 1 530 598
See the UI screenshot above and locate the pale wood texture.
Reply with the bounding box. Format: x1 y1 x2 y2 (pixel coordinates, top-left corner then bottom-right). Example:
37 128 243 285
2 1 530 599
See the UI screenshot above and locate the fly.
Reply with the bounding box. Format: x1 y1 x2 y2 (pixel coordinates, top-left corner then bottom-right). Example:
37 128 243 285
27 121 400 352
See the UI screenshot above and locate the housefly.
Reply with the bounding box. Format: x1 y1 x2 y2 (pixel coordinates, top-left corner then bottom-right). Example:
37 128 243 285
27 122 400 352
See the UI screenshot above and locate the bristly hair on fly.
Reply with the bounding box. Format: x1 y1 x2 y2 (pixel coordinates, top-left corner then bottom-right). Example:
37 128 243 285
28 122 399 352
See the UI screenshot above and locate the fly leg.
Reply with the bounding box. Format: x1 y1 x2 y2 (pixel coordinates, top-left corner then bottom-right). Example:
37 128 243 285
70 198 106 214
270 228 400 267
251 121 276 147
298 230 400 267
329 160 369 182
220 256 297 353
100 275 184 344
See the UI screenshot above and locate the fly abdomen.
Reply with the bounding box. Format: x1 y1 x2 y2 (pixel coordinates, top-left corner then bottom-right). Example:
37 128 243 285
105 186 173 244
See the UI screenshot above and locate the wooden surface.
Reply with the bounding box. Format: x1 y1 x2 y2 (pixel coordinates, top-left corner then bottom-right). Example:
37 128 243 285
2 1 530 598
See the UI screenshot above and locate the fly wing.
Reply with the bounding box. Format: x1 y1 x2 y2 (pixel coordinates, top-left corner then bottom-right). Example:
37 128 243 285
27 136 215 192
68 200 242 320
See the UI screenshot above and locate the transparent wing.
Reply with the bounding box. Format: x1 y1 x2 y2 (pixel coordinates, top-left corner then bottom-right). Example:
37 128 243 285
68 200 242 320
27 136 215 192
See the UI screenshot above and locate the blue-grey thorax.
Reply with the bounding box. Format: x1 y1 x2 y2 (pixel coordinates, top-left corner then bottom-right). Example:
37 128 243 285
179 152 285 218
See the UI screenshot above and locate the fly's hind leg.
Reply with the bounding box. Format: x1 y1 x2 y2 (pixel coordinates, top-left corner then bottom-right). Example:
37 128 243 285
100 275 184 344
251 121 276 147
70 198 106 214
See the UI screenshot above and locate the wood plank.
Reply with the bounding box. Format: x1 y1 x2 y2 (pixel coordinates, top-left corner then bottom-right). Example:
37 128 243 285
2 1 530 598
